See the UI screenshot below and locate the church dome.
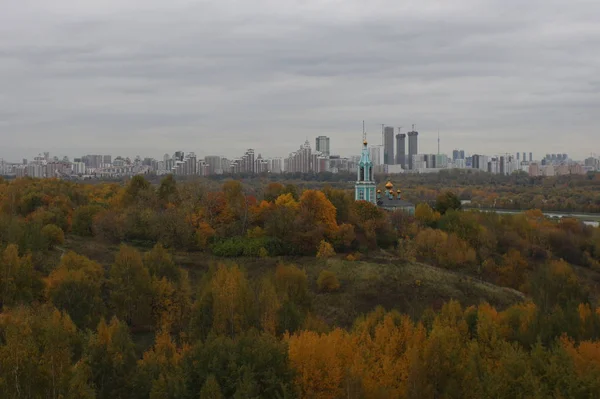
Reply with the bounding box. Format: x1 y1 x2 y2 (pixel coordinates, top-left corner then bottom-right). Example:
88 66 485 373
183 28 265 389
385 181 393 189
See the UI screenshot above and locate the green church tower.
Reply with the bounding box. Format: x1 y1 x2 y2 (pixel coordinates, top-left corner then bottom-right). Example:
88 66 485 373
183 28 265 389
355 132 377 204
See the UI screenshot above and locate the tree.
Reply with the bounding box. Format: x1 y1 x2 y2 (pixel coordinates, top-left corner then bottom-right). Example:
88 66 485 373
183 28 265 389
72 205 103 236
122 175 153 207
41 223 65 250
134 330 186 399
108 245 153 327
435 191 462 215
0 244 42 308
157 174 179 206
85 317 137 399
144 244 180 283
199 374 224 399
210 264 254 337
258 277 281 335
415 203 441 226
263 183 285 203
316 240 336 259
46 251 106 329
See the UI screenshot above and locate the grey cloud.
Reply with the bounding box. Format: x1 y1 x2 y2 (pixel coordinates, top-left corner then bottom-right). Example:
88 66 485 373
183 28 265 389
1 0 599 160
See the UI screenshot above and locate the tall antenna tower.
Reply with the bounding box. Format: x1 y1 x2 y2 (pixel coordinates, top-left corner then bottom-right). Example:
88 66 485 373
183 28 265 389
437 129 440 155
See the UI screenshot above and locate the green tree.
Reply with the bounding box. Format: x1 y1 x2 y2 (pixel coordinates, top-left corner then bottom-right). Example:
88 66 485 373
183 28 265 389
72 205 103 236
144 243 180 283
41 223 65 250
435 191 462 215
157 174 180 206
199 374 224 399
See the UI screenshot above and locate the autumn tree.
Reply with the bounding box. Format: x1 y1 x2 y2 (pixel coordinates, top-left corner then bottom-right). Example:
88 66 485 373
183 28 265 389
0 306 90 398
263 182 285 202
108 245 153 327
209 263 254 337
85 317 137 399
133 330 186 399
0 244 42 308
415 203 441 226
144 243 180 283
316 240 336 259
258 277 281 335
46 251 106 329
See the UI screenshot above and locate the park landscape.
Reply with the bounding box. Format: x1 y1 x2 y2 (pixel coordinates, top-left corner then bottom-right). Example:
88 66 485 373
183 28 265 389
0 171 600 398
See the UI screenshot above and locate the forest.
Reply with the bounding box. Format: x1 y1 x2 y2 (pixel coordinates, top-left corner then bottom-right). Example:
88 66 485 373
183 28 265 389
0 175 600 398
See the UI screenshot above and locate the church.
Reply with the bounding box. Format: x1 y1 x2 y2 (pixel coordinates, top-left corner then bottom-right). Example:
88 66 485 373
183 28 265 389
355 135 416 215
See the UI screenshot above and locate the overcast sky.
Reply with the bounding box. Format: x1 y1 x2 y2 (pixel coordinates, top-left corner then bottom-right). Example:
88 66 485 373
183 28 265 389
1 0 599 161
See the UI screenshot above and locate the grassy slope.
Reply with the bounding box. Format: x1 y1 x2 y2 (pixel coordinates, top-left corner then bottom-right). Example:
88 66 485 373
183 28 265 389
62 236 526 328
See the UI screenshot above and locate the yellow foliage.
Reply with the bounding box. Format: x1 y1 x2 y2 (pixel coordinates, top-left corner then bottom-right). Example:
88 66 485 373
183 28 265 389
317 270 340 293
288 329 354 399
316 240 335 259
415 203 441 225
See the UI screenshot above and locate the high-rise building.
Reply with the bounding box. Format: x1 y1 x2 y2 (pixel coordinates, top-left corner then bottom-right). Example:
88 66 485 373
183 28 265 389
103 155 112 165
522 152 526 163
383 126 394 165
453 150 460 161
315 136 330 157
407 130 419 170
369 145 382 166
205 156 222 175
174 151 184 162
285 140 313 173
516 152 520 161
396 133 406 167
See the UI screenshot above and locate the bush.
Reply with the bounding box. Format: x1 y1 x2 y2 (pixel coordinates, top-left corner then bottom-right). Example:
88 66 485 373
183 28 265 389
41 224 64 249
317 270 340 293
212 237 283 257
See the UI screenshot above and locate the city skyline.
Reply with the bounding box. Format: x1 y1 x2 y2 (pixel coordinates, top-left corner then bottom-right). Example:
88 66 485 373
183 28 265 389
1 125 597 164
2 1 600 161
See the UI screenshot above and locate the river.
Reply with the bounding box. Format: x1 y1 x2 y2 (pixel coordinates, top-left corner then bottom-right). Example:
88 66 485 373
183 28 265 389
464 208 600 228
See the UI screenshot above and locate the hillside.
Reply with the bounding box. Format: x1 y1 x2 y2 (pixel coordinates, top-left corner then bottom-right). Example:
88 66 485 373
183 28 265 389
63 236 525 328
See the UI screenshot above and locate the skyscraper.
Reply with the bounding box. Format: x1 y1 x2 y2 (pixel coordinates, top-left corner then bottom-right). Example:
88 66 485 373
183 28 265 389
516 152 520 161
395 133 406 167
369 145 382 166
315 136 330 156
383 126 394 165
529 152 533 162
407 129 419 170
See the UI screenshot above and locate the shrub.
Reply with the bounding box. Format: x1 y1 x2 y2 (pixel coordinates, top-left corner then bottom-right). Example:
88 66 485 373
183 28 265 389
212 237 283 257
317 270 340 293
